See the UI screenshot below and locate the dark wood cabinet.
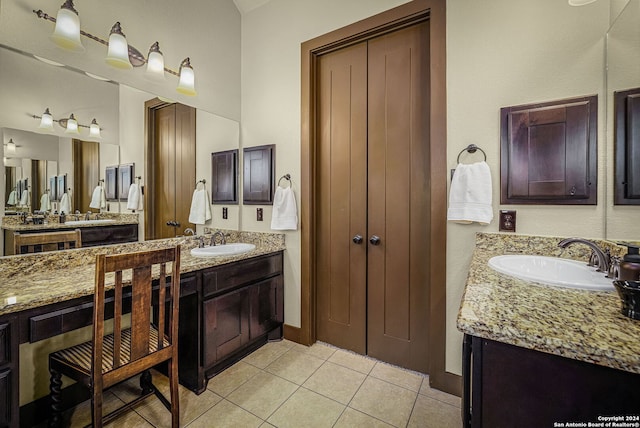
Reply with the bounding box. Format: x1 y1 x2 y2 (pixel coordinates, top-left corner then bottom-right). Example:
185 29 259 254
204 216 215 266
178 251 284 393
3 224 138 256
243 145 275 204
0 316 18 428
500 96 597 204
463 335 640 428
211 150 238 204
614 87 640 205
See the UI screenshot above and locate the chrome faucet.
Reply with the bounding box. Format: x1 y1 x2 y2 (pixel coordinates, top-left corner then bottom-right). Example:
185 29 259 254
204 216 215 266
210 231 227 246
558 238 610 273
74 210 81 221
85 211 92 220
184 228 195 236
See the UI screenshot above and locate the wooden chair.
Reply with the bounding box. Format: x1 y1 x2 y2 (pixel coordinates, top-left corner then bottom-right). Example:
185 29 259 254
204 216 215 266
14 229 82 254
48 245 181 428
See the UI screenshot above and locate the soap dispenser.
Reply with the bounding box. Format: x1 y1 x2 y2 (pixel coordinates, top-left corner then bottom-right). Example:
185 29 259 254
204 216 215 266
619 243 640 281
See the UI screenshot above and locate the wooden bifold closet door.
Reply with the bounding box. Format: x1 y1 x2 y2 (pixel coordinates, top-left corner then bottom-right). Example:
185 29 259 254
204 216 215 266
316 21 430 373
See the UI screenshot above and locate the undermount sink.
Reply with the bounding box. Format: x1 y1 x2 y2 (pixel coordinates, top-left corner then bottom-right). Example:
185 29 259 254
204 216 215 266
488 255 615 291
190 243 256 258
63 219 116 225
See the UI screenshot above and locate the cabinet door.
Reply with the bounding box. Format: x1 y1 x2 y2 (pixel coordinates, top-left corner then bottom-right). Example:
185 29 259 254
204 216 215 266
614 88 640 204
500 96 597 204
203 288 250 368
250 276 284 339
0 368 11 427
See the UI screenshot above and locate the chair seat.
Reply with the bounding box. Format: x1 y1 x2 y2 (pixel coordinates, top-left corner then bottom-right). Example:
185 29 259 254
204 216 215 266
51 327 169 375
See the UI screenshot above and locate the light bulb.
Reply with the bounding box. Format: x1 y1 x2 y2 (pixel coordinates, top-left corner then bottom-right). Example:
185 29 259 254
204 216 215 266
6 139 16 154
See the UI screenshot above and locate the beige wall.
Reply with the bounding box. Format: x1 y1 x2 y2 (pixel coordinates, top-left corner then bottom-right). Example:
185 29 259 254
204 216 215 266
240 0 630 377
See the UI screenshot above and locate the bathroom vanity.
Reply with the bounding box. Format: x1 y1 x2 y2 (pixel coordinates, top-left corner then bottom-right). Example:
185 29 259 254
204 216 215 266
457 233 640 428
1 214 139 255
0 232 285 427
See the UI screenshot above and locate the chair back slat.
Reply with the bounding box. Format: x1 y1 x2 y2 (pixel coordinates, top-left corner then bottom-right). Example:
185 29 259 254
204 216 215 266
158 263 166 350
130 265 152 361
14 229 82 254
112 271 123 369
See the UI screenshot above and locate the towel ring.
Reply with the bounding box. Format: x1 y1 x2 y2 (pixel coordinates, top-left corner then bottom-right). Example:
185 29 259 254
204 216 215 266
278 174 291 187
456 144 487 163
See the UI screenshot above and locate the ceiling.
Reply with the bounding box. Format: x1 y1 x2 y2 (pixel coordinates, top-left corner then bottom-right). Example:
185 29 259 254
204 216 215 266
233 0 272 14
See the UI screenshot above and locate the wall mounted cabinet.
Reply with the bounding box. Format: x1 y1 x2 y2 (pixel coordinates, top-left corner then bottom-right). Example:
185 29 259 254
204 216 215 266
614 87 640 205
211 149 238 204
243 145 275 204
500 95 597 205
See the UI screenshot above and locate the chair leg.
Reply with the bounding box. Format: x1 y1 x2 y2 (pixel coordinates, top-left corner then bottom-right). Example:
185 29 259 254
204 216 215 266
169 357 180 428
48 368 63 428
91 384 103 428
140 369 154 395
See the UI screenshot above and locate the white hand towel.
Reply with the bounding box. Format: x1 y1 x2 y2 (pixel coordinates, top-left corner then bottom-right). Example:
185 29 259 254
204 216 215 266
89 185 104 209
19 189 29 207
40 193 51 212
126 183 143 211
271 186 298 230
447 161 493 225
59 192 72 214
188 185 212 225
6 190 17 205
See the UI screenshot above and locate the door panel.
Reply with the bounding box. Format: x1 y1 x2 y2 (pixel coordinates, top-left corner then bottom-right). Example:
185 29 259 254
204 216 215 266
154 105 176 239
316 42 368 354
367 22 430 373
175 103 196 232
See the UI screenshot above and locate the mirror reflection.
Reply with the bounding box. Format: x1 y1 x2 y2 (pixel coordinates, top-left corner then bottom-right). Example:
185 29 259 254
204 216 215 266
606 0 640 240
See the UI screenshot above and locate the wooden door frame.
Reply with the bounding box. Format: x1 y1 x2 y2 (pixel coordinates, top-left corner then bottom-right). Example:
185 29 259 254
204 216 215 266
300 0 458 395
144 98 173 241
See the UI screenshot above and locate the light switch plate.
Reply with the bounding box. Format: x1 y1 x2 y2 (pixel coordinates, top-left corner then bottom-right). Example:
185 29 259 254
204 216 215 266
257 208 263 221
499 210 516 232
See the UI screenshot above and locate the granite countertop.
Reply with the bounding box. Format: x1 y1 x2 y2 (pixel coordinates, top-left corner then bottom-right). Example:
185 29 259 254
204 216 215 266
1 213 138 231
457 232 640 375
0 230 285 316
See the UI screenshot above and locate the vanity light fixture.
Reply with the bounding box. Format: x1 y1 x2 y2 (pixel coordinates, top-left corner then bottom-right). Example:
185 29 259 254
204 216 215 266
49 0 84 52
33 3 196 96
177 58 197 96
4 138 16 154
105 22 133 69
146 42 165 80
32 109 102 139
38 108 55 131
64 114 79 134
89 119 101 138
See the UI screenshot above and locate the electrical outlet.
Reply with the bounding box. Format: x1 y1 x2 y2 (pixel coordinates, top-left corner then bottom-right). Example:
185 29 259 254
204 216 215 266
499 210 516 232
222 207 228 220
257 208 263 221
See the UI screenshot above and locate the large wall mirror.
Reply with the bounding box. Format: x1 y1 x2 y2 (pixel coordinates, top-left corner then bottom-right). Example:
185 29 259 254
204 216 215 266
606 0 640 240
1 36 240 255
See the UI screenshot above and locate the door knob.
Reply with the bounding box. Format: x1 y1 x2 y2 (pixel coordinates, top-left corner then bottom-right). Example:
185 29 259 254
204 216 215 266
353 234 363 244
369 235 381 245
166 221 173 226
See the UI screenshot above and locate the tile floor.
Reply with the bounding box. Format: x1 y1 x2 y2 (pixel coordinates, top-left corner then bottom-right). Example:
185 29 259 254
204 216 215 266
62 340 462 427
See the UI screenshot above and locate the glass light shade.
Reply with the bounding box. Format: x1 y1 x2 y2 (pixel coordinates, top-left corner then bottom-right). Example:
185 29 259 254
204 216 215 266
89 119 101 138
65 114 79 134
177 58 197 96
105 23 133 69
146 42 165 80
39 109 54 131
6 139 16 154
50 2 84 52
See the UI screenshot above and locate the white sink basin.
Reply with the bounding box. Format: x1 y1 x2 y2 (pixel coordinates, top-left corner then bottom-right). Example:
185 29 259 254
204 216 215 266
190 243 256 258
63 219 116 225
488 255 614 291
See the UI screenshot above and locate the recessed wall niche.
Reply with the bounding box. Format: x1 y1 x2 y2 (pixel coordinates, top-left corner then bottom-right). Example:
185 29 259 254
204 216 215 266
243 145 275 205
500 95 598 205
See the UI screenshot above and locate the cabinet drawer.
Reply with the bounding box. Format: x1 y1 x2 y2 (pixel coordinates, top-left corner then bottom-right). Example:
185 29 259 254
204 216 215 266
203 253 282 297
0 323 9 366
180 273 198 297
